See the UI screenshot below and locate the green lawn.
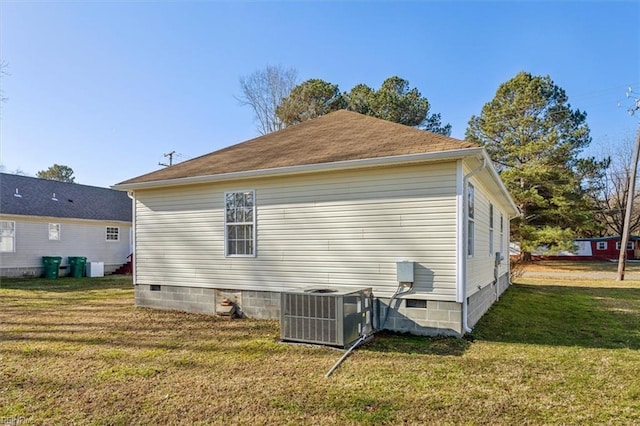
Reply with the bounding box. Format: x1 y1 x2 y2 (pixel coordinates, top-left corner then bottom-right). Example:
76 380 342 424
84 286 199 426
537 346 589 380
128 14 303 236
1 273 639 425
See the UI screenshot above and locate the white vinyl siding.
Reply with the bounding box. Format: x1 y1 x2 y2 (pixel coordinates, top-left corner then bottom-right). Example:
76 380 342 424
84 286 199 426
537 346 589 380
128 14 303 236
1 221 15 252
0 216 131 271
133 162 460 300
465 174 510 297
49 223 61 240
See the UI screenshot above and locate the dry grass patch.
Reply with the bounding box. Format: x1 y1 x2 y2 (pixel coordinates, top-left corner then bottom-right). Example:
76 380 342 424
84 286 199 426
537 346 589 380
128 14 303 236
1 275 639 425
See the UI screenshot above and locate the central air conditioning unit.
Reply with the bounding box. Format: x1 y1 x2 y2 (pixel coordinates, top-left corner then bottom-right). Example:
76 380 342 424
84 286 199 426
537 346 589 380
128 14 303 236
280 287 373 348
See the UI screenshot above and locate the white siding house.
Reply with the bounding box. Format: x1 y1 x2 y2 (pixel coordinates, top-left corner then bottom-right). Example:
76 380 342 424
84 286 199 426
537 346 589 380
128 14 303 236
0 173 133 277
114 111 518 336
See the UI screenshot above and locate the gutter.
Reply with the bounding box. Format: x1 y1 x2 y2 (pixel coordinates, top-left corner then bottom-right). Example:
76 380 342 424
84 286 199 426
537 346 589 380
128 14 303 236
126 191 136 284
460 156 487 334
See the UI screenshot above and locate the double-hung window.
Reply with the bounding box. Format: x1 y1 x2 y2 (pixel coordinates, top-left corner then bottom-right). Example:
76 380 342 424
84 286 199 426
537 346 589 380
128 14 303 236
596 241 607 250
49 223 61 240
489 204 494 256
0 221 15 252
225 190 255 257
500 214 504 259
467 184 475 257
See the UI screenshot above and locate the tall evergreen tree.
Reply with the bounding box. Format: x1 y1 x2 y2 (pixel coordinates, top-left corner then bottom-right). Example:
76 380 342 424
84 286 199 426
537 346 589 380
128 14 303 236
466 71 604 259
276 79 346 126
277 76 451 135
37 164 76 183
346 76 452 135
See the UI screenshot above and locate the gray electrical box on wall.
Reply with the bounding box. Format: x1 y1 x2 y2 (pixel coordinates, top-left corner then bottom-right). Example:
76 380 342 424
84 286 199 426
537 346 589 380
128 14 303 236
396 261 415 282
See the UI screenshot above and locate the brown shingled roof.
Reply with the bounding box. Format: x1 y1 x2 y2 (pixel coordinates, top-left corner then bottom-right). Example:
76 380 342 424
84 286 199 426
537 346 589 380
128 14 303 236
119 110 478 185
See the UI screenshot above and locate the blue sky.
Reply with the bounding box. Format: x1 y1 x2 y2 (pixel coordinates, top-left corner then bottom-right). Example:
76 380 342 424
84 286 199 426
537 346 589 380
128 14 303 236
1 1 638 188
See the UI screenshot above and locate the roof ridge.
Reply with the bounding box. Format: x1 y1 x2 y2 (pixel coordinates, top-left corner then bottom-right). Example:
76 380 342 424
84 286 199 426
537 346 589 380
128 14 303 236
117 110 478 185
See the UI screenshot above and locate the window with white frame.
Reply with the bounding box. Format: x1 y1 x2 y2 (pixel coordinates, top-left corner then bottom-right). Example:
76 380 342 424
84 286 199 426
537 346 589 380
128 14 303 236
0 221 15 252
596 241 607 250
49 223 60 240
467 184 475 257
616 241 634 250
106 226 120 241
500 214 504 259
225 190 255 256
489 204 494 256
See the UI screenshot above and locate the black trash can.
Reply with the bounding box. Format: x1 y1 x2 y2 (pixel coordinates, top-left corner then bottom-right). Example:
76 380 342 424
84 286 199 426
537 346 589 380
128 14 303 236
68 256 87 278
42 256 62 279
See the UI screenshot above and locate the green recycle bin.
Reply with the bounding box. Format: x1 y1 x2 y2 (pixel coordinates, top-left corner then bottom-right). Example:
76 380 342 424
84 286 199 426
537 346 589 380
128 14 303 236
68 256 87 278
42 256 62 279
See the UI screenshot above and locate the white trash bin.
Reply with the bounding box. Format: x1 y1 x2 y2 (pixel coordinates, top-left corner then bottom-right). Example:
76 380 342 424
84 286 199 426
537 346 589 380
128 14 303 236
86 262 104 277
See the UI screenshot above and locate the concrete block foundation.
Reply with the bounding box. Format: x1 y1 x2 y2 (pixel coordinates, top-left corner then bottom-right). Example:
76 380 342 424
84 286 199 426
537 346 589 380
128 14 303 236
378 298 463 336
467 272 510 327
135 284 217 314
134 284 474 336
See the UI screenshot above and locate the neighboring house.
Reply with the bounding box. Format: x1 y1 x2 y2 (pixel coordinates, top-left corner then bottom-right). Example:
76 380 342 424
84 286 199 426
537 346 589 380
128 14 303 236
534 236 640 261
0 173 133 277
114 110 518 336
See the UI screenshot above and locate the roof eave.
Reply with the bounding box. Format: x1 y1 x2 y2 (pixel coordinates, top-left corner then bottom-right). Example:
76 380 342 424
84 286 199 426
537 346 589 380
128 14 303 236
113 147 486 191
479 150 520 217
0 212 131 223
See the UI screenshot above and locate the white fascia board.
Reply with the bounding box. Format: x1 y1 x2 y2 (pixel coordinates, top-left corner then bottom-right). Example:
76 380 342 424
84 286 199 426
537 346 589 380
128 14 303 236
113 147 486 191
0 213 130 225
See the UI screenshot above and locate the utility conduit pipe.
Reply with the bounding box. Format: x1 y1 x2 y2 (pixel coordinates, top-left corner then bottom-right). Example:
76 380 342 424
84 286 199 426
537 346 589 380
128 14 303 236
325 282 412 378
324 334 369 378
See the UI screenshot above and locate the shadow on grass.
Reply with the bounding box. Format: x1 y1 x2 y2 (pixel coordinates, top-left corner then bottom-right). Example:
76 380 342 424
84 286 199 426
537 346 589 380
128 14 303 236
471 283 640 350
0 276 133 292
361 331 471 356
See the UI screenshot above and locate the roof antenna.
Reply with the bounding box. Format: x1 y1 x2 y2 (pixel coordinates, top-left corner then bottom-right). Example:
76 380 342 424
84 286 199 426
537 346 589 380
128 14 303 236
159 150 180 167
14 188 22 198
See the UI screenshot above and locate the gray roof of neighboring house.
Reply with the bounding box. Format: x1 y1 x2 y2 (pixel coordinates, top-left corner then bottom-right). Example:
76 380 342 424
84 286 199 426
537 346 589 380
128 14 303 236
0 173 132 222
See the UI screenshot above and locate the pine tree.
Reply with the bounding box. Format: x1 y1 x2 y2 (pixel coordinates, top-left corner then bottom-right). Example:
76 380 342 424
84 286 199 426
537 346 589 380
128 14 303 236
37 164 76 183
466 71 604 259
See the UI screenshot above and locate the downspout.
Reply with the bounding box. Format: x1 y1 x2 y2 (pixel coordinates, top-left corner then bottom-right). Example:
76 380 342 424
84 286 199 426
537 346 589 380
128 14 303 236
461 157 487 334
127 191 136 284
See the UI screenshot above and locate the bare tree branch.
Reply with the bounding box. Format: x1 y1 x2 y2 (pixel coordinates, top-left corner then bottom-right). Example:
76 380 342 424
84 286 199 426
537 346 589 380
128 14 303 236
0 60 9 105
236 65 298 135
590 135 640 236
